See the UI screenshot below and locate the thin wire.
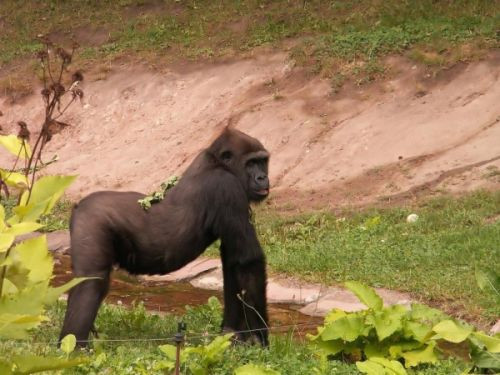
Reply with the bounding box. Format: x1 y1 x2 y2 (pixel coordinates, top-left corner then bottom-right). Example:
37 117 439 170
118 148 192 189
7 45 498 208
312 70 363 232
32 321 320 346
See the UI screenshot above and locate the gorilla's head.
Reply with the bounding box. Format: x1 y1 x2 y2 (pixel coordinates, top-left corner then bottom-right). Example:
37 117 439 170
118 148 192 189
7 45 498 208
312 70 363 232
208 128 270 202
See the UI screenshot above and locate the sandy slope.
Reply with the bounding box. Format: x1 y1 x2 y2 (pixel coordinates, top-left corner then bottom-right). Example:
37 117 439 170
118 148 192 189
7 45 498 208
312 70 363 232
0 52 499 209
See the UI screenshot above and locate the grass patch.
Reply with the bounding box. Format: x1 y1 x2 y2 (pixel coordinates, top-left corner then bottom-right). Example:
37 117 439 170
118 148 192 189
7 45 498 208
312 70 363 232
255 190 500 323
0 0 498 89
0 300 467 374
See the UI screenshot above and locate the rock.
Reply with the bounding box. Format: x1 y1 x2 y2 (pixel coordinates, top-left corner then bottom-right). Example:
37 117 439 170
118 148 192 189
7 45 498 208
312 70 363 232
407 213 419 223
46 230 70 254
141 258 221 283
267 281 320 305
491 320 500 335
299 287 412 317
190 269 224 290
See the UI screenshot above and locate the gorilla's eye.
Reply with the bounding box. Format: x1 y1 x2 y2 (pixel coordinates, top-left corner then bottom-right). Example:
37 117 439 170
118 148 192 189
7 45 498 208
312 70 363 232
220 151 232 162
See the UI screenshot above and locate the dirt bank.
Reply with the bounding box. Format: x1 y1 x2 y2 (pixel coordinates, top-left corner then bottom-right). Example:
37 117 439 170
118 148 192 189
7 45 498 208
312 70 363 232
1 53 499 209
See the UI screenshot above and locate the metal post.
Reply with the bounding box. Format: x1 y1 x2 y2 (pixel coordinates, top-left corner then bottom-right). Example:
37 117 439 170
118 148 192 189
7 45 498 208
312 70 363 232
174 322 186 375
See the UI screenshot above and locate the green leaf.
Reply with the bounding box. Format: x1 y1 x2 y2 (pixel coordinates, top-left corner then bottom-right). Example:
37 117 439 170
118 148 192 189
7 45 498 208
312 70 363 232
475 267 500 298
0 313 46 339
312 338 345 356
321 314 364 342
368 304 407 341
470 348 500 370
60 334 77 355
11 354 87 373
410 303 448 324
44 277 90 305
345 281 383 310
388 341 423 359
472 332 500 353
159 344 177 361
324 308 347 324
0 233 15 253
13 175 76 223
234 364 281 375
0 170 28 188
365 341 390 359
432 320 472 343
0 359 12 375
357 357 407 375
4 221 44 236
401 342 438 368
12 235 53 283
403 320 432 343
0 134 31 159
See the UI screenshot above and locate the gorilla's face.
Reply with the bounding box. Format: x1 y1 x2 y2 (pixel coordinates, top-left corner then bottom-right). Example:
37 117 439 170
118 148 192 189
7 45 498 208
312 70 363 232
211 128 270 203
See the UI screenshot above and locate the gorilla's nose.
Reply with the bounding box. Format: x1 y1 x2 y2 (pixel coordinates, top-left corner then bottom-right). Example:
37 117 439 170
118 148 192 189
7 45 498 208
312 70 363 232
256 174 269 188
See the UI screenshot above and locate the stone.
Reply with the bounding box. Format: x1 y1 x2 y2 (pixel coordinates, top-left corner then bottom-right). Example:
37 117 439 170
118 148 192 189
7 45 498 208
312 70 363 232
299 287 412 317
266 281 320 305
490 320 500 335
141 258 221 282
46 230 71 254
190 269 224 290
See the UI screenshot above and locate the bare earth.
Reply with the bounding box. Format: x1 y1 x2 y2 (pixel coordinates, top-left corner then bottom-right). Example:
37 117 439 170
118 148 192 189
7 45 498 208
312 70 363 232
0 52 499 209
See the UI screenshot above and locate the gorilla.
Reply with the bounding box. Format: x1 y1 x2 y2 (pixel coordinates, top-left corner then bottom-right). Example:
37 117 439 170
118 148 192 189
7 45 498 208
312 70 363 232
59 128 270 347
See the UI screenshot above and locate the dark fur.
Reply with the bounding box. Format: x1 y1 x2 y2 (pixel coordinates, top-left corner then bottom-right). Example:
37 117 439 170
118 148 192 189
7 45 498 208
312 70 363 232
59 128 270 346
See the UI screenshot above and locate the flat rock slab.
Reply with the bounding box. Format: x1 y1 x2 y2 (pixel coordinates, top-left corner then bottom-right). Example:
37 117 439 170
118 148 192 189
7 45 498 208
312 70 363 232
300 287 412 317
190 268 224 290
266 280 321 304
141 258 221 282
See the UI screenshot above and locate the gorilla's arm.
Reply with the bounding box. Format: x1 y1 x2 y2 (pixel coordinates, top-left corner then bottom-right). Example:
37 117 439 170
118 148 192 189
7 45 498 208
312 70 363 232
215 184 269 346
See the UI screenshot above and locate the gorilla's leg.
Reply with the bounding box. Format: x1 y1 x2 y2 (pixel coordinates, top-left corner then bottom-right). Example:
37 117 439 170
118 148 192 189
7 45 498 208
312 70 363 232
220 244 268 346
59 272 110 346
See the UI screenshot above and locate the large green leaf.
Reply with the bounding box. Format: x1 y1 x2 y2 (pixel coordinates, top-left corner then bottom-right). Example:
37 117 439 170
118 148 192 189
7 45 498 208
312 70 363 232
0 281 48 316
401 342 438 368
357 357 407 375
12 236 52 283
409 303 448 324
3 222 44 236
0 359 12 375
367 304 407 341
0 135 31 159
11 354 87 373
432 320 472 343
0 233 15 253
345 281 383 311
321 314 364 342
0 170 28 188
324 308 347 324
234 364 281 375
364 342 390 359
12 175 76 223
403 320 432 343
472 332 500 353
44 277 90 305
0 313 46 339
312 338 345 356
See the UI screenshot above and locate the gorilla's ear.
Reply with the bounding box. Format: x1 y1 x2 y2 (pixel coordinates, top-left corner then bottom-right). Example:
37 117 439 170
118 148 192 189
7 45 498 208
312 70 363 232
220 150 233 163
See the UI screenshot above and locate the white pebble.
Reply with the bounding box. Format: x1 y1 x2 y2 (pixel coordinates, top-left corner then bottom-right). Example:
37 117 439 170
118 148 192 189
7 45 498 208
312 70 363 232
406 213 419 223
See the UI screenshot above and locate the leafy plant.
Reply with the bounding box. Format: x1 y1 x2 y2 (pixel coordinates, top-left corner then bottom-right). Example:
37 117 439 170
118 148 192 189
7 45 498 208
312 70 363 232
0 38 88 374
157 333 233 375
308 281 500 374
138 175 179 210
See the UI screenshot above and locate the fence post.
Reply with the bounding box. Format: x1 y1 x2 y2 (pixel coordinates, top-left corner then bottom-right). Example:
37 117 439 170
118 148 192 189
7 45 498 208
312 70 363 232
174 322 186 375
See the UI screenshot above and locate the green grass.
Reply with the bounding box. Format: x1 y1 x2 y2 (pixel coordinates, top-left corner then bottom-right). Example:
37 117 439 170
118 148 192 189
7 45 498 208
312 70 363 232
0 300 468 374
0 0 498 87
253 190 500 323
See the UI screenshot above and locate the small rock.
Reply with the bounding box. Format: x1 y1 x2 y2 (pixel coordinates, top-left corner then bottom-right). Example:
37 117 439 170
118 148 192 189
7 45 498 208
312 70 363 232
407 213 419 223
491 320 500 335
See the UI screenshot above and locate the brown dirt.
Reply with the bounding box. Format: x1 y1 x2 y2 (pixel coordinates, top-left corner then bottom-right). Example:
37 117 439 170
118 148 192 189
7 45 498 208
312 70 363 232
0 52 499 209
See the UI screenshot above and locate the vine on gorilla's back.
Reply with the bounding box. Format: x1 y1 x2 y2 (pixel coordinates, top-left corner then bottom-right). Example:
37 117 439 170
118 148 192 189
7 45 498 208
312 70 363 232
0 37 88 373
138 175 179 210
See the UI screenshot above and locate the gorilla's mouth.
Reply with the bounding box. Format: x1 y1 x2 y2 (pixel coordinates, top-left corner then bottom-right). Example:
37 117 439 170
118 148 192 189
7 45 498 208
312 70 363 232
256 189 269 196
